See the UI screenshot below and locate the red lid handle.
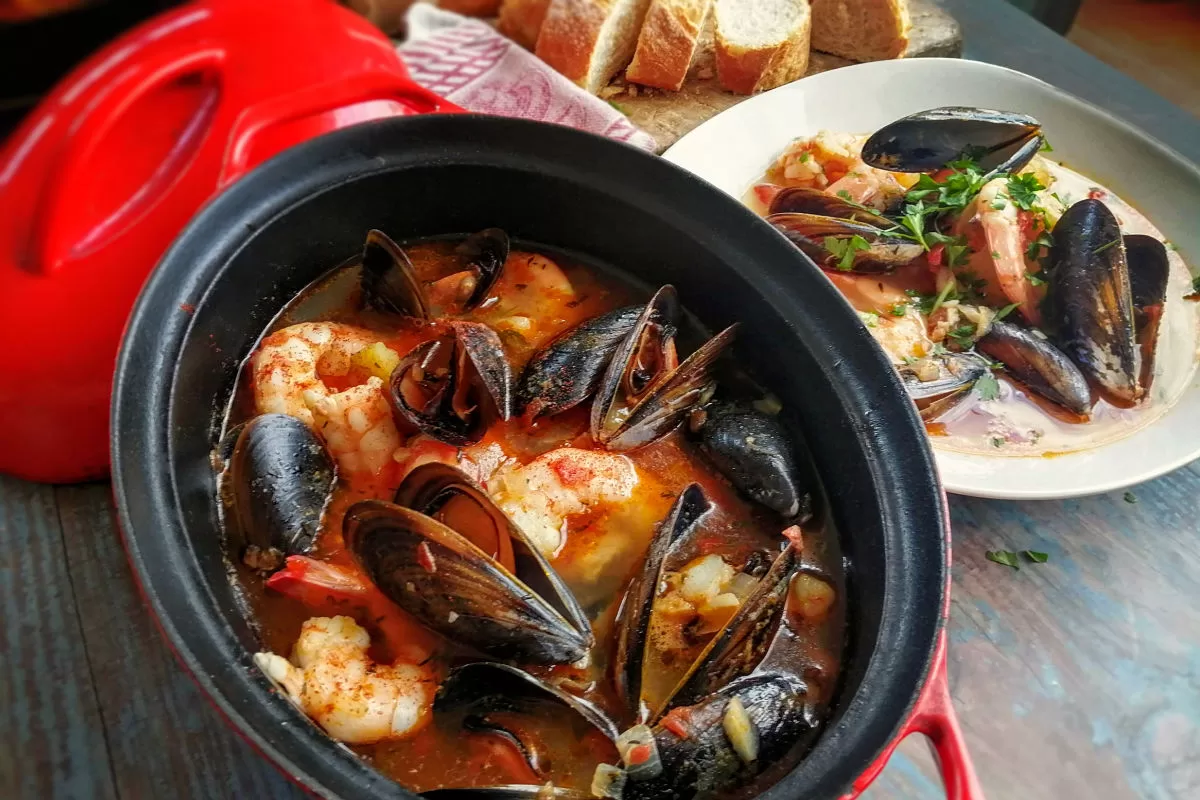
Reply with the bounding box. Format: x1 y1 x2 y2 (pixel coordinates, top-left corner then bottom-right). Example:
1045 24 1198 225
843 630 986 800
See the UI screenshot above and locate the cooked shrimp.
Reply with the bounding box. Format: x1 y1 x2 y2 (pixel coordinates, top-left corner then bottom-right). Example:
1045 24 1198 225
490 447 638 557
955 178 1046 325
768 132 919 210
255 616 436 745
252 322 403 477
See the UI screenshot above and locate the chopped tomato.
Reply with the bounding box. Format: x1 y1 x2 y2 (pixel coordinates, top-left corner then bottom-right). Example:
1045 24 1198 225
927 243 945 267
1088 188 1106 200
781 524 804 550
660 707 693 739
627 743 653 765
752 183 783 207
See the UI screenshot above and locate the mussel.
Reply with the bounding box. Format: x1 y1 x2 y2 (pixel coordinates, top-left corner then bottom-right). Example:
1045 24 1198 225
767 213 924 273
901 352 992 420
516 305 643 421
591 286 737 451
1125 233 1171 391
767 186 888 225
1044 199 1142 407
977 320 1093 416
362 229 430 320
691 403 810 520
223 414 335 572
345 463 591 664
861 107 1044 175
361 228 512 319
388 321 513 446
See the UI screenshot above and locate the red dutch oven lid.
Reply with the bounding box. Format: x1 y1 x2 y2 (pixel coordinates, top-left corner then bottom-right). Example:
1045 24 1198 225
0 0 457 483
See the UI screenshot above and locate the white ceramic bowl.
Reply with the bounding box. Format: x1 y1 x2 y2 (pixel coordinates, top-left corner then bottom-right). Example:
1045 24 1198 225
663 58 1200 499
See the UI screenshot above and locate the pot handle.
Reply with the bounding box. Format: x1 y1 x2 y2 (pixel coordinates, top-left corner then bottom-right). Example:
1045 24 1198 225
842 629 985 800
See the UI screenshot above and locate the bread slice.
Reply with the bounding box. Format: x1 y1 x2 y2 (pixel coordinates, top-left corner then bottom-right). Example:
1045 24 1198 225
498 0 553 49
809 0 910 61
626 0 713 91
714 0 810 95
535 0 655 94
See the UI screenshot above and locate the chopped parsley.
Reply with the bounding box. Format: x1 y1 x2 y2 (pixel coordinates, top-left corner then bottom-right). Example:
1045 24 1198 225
995 302 1020 320
1006 173 1046 211
1026 231 1054 261
1192 274 1200 294
1093 239 1120 255
1039 137 1054 153
929 279 958 315
986 550 1020 569
799 152 811 163
975 371 1001 401
606 100 628 114
991 199 1007 211
1124 491 1138 504
1027 271 1047 287
1023 550 1049 563
890 303 908 317
948 324 978 349
823 235 872 271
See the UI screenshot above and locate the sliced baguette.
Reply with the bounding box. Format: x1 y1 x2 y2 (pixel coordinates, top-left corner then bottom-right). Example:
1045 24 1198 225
535 0 655 94
626 0 713 91
809 0 910 61
714 0 810 95
498 0 553 49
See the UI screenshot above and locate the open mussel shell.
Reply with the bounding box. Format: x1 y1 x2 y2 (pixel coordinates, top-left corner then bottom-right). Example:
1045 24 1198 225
902 352 991 421
423 788 590 799
394 462 591 639
1045 199 1142 407
345 498 591 665
1125 234 1171 391
436 662 619 742
614 484 713 720
861 107 1043 174
693 403 809 519
767 187 887 226
388 322 513 446
767 212 924 274
224 414 334 572
977 320 1093 416
617 673 813 800
361 229 430 320
456 228 511 310
516 305 642 421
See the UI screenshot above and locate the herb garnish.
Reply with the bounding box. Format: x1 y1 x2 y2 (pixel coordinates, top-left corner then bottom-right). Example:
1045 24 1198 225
1093 239 1120 255
995 302 1020 320
1124 491 1138 504
1027 271 1047 287
1005 173 1046 211
823 235 872 271
986 550 1020 569
975 371 1000 401
949 324 978 350
890 303 908 317
1023 550 1049 563
1026 231 1054 261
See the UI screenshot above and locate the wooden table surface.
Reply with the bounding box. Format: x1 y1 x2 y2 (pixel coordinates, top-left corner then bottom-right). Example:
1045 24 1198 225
3 1 1199 798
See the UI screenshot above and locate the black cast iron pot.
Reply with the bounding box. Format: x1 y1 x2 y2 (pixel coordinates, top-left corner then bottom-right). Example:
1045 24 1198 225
112 115 954 799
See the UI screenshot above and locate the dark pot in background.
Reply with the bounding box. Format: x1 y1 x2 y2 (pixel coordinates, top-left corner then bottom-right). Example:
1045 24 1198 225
111 114 971 799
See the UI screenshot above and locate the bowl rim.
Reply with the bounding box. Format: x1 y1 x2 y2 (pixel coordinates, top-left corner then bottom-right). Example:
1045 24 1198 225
112 114 950 799
663 57 1200 500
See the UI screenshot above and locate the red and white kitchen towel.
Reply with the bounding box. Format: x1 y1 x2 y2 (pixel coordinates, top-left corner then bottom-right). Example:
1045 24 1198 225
397 4 657 151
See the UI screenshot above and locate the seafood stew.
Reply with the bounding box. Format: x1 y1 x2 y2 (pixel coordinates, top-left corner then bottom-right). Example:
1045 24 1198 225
219 229 846 798
747 107 1200 458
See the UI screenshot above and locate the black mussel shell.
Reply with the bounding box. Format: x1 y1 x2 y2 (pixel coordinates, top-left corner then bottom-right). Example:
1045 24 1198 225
225 414 334 572
655 543 800 718
516 306 642 421
436 662 619 742
345 499 591 665
901 352 991 421
361 229 430 320
862 107 1043 174
694 403 809 519
977 320 1093 416
388 322 513 446
767 187 887 226
1125 234 1171 391
393 463 591 639
614 484 713 721
456 228 511 310
1045 200 1141 407
619 673 814 800
767 212 924 274
423 788 590 799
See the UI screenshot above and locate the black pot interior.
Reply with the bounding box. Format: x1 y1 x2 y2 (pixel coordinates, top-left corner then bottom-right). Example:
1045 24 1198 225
113 115 947 800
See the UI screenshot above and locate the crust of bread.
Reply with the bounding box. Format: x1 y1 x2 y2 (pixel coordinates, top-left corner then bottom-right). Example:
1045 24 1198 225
809 0 910 61
535 0 613 88
715 4 810 94
498 0 553 49
626 0 713 91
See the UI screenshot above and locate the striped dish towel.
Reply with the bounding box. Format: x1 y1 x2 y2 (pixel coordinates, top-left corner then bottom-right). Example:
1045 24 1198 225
397 3 656 151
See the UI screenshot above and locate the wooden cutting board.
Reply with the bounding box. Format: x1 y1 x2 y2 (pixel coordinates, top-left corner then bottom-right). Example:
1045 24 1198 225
607 0 962 153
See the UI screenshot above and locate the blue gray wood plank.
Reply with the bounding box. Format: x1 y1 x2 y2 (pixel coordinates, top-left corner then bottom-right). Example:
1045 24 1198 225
0 476 117 800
